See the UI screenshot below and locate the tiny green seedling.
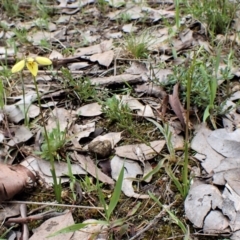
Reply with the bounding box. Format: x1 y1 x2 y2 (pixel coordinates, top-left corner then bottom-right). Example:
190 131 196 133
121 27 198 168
37 124 68 161
13 28 29 44
101 95 133 130
184 0 237 36
2 0 19 16
124 31 153 59
61 68 97 102
80 174 103 193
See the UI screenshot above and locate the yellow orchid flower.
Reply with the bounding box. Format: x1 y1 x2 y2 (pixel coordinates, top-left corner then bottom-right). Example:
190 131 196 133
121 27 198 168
11 56 52 77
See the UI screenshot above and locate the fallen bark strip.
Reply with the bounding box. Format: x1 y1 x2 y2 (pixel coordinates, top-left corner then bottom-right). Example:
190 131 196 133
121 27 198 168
90 74 144 86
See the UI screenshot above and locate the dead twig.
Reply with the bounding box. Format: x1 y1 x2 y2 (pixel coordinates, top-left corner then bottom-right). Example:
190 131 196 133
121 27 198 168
3 200 104 210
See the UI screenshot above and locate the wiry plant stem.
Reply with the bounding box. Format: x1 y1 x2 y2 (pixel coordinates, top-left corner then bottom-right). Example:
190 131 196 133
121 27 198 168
32 76 61 203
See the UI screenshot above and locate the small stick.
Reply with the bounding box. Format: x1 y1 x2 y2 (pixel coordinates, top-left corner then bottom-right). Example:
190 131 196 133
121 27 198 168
3 200 104 210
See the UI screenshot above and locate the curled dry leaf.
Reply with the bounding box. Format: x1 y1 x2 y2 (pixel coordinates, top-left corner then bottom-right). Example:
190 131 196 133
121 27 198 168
120 95 155 118
142 7 175 22
169 83 186 129
223 184 240 232
0 163 36 202
231 230 240 240
111 156 149 199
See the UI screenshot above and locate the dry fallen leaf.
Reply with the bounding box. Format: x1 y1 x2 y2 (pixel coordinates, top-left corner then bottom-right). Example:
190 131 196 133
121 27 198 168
76 102 102 117
135 82 167 99
111 156 149 199
207 128 240 158
38 158 86 177
71 219 108 240
89 132 122 148
0 203 20 223
4 93 38 123
29 211 74 240
184 183 223 228
47 107 75 132
71 122 95 142
21 156 86 186
74 39 112 56
90 50 114 67
169 83 186 129
203 210 229 234
213 158 240 185
8 125 33 147
122 23 138 33
121 95 155 118
72 152 114 185
115 140 165 161
191 124 224 173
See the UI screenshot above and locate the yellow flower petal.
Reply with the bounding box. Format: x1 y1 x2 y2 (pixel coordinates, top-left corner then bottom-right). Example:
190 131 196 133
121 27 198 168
35 56 52 65
26 61 38 76
11 60 25 73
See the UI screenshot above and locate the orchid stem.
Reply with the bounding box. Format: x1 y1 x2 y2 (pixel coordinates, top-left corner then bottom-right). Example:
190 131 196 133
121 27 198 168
20 71 28 126
32 76 61 203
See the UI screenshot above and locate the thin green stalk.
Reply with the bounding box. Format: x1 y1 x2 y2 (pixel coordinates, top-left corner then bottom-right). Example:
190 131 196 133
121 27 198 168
0 80 5 109
175 0 180 29
32 76 61 203
184 52 199 198
20 72 28 126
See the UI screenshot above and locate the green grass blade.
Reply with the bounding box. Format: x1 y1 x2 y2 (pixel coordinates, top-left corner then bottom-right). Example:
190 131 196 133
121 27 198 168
0 80 4 109
165 167 184 197
203 105 210 122
142 159 165 182
96 176 108 220
107 165 124 220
